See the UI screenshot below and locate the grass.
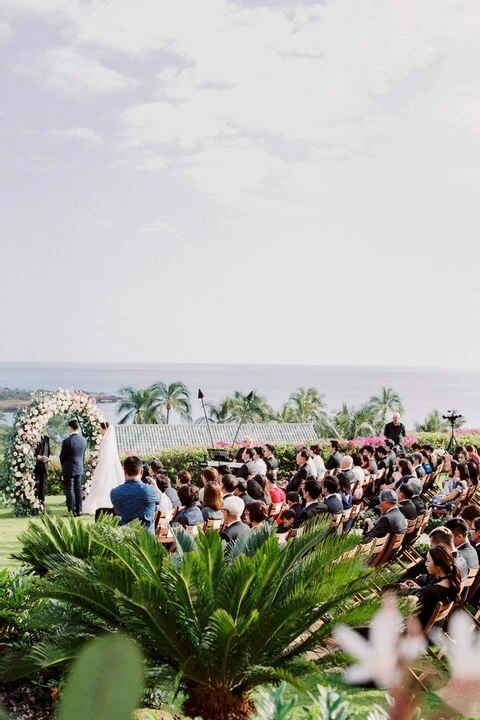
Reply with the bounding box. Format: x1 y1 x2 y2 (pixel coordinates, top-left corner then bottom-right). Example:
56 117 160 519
0 494 93 568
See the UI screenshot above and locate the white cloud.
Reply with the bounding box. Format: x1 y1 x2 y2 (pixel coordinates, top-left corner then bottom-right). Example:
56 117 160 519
49 126 104 145
13 46 140 96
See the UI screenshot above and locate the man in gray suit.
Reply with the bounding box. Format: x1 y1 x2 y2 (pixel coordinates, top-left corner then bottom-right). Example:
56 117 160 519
60 419 87 516
363 489 407 541
220 496 251 543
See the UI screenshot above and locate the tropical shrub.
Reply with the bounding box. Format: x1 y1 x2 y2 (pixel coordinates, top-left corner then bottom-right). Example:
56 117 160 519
0 515 396 720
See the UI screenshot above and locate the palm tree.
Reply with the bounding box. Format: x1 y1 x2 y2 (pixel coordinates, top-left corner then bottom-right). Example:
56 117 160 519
331 403 377 440
149 381 192 424
117 386 158 424
5 516 393 720
277 404 297 423
414 410 464 433
369 387 404 431
228 390 276 423
284 387 326 423
205 398 235 424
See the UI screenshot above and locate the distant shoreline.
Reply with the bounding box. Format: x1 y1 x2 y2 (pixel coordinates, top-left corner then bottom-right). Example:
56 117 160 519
0 388 120 413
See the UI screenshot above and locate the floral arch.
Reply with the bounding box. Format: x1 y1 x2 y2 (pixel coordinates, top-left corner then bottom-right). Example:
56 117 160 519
1 389 105 516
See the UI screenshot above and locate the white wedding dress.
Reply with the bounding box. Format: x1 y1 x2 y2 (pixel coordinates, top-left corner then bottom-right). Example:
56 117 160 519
83 426 124 514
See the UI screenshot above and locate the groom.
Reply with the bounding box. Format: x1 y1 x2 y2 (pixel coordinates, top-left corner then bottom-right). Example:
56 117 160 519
60 419 87 516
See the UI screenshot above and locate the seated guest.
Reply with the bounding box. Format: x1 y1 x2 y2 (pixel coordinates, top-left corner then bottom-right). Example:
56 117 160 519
470 517 480 561
244 500 269 529
285 491 303 518
421 450 433 475
410 453 426 480
234 479 253 506
408 478 425 517
111 456 162 534
444 517 479 570
235 436 254 463
460 504 480 529
318 476 344 515
267 471 286 504
248 475 269 504
142 462 151 483
264 443 279 476
337 472 352 510
199 466 219 502
466 444 480 467
294 478 325 526
430 462 468 514
220 496 252 543
325 440 342 473
252 446 267 476
467 460 479 488
399 546 461 630
397 483 417 520
384 439 397 479
285 449 313 493
177 469 192 487
310 444 326 479
154 473 181 508
363 489 407 541
337 455 355 488
277 508 297 534
237 448 256 480
361 445 377 476
175 484 204 527
221 474 238 499
375 446 390 475
402 526 467 583
201 481 224 521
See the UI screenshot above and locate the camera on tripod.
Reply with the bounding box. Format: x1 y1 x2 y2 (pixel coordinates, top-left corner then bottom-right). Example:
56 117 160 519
442 410 463 424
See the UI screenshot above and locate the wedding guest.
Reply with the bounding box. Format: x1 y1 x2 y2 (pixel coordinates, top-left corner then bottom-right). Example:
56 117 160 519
318 476 343 515
111 455 161 534
221 474 238 498
362 489 406 541
466 444 480 467
397 483 417 520
34 433 50 504
252 447 267 476
177 470 192 487
337 472 352 510
220 496 252 543
237 448 256 480
264 444 279 476
383 412 406 449
267 472 286 504
310 444 326 479
361 445 378 476
199 466 219 502
201 481 224 521
285 449 313 493
294 478 326 526
175 484 204 527
325 440 342 472
444 517 479 570
276 508 297 534
459 504 480 528
234 479 253 506
154 473 181 508
285 491 303 518
410 453 426 480
470 517 480 561
244 500 269 529
235 437 254 463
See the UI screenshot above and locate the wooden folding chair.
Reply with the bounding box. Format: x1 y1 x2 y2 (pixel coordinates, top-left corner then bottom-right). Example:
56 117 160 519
276 531 290 544
409 601 455 690
380 532 406 564
203 518 224 531
268 501 284 520
366 534 390 567
329 512 343 534
341 507 352 532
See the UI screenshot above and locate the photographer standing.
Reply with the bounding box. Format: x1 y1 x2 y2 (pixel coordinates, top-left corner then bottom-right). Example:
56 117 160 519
383 412 406 450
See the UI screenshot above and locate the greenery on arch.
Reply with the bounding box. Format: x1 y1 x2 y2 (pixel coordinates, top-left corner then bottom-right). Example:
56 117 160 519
0 389 105 517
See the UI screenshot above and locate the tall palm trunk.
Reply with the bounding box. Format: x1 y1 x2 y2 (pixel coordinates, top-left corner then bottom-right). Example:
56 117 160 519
166 402 171 424
184 685 253 720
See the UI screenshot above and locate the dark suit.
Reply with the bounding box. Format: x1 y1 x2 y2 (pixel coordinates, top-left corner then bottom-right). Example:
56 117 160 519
285 465 310 493
295 501 324 526
325 451 342 471
337 469 355 487
411 495 426 516
220 521 252 543
34 434 50 503
363 506 407 540
317 494 343 515
399 499 417 520
60 432 87 516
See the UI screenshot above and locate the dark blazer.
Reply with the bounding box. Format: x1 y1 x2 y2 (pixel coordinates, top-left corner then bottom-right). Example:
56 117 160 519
60 432 87 477
364 506 407 540
285 466 310 494
295 501 325 526
317 494 343 515
220 521 252 543
411 495 426 516
337 469 355 487
325 451 342 471
399 499 417 520
34 435 50 461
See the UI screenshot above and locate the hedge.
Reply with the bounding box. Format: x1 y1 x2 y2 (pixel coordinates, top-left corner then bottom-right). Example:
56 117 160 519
39 431 480 497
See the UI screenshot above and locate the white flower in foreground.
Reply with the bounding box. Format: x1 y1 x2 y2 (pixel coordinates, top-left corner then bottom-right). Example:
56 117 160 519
333 594 426 688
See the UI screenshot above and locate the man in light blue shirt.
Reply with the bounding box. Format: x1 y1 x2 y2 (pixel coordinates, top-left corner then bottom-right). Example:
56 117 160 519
111 456 161 534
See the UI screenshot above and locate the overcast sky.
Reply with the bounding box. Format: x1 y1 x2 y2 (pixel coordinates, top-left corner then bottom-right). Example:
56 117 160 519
1 1 480 368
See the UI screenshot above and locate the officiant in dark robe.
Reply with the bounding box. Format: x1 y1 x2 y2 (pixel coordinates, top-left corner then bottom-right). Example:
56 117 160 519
34 434 50 503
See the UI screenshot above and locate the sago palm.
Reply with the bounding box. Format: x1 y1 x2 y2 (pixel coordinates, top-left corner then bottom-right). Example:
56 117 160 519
117 386 158 424
1 517 394 720
149 381 192 424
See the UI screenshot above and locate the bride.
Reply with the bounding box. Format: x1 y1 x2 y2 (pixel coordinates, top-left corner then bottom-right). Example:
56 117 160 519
83 422 124 515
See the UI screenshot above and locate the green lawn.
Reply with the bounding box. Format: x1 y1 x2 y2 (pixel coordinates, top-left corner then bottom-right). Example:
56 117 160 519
0 494 93 568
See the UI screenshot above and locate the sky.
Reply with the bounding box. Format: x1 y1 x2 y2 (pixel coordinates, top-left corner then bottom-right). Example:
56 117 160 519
1 0 480 368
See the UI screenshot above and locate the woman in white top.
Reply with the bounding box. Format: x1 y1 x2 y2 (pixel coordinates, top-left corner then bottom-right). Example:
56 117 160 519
310 445 326 479
252 446 267 476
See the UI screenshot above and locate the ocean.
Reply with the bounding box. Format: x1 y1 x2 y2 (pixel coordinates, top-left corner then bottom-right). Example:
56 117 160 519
1 362 479 430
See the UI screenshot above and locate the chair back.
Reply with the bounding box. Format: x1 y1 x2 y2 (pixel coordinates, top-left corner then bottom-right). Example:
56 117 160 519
185 524 200 535
418 508 431 535
330 512 343 533
459 565 479 604
367 535 390 566
276 531 290 544
381 532 406 563
269 501 284 519
349 503 361 525
203 518 223 531
465 566 480 605
341 507 352 531
423 600 454 635
402 518 418 548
